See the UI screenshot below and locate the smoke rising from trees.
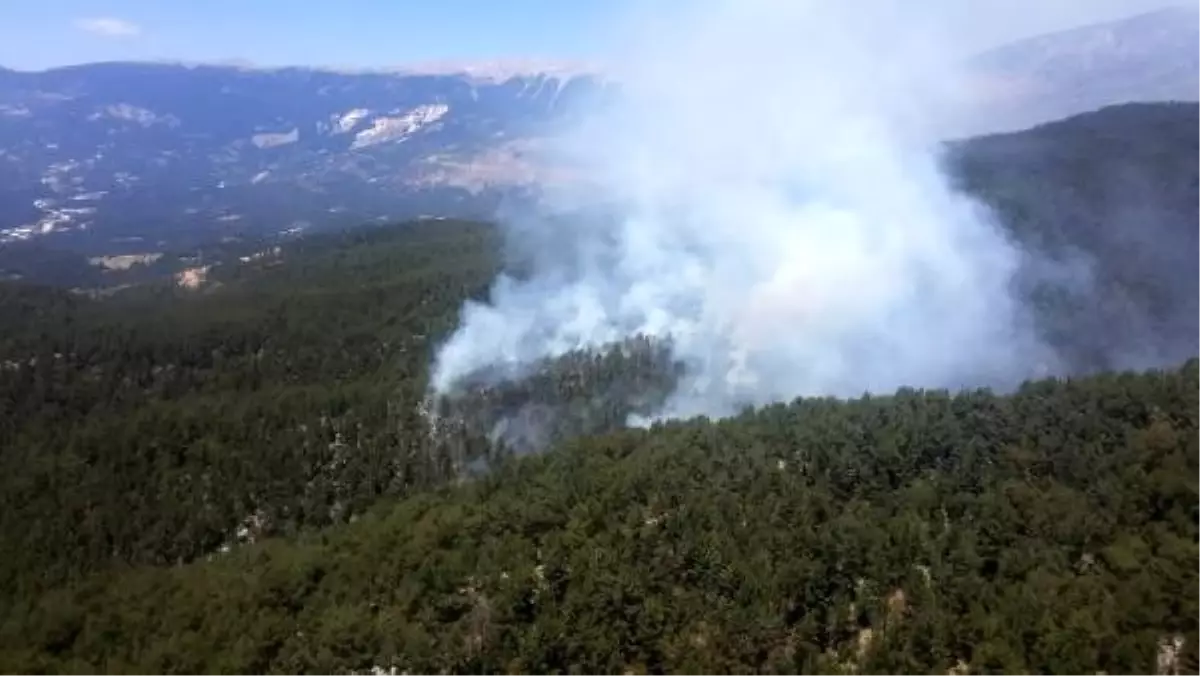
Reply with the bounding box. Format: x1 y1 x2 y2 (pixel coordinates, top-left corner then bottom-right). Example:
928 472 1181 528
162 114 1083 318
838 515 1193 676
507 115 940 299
430 0 1191 427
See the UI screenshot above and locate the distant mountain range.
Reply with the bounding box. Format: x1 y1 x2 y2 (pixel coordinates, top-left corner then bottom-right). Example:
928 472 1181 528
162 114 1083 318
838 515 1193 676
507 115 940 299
0 64 607 250
0 6 1194 252
958 4 1198 135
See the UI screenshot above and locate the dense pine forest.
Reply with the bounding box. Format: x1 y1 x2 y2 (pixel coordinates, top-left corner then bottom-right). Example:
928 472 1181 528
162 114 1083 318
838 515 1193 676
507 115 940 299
944 102 1199 373
0 220 507 601
0 102 1196 674
2 359 1196 673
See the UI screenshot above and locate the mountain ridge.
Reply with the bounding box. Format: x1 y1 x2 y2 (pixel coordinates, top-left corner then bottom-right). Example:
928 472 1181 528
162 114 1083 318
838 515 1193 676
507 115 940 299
0 7 1193 250
0 63 605 248
0 57 602 82
958 4 1199 134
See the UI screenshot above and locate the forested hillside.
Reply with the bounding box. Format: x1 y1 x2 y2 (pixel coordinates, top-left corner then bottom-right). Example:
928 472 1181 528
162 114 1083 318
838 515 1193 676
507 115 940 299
0 217 700 608
0 102 1196 674
1 362 1196 674
0 220 505 601
945 102 1198 373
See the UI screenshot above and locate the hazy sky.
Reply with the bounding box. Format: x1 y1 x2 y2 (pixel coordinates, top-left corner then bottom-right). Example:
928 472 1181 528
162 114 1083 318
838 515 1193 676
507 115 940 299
0 0 1183 71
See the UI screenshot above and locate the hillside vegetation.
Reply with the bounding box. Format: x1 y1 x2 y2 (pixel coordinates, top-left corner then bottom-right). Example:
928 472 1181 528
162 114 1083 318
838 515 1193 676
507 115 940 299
0 103 1196 673
0 220 502 600
1 362 1196 673
945 102 1198 373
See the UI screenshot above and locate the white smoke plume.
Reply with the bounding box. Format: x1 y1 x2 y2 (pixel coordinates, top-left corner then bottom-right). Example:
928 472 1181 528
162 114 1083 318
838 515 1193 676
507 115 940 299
430 0 1060 422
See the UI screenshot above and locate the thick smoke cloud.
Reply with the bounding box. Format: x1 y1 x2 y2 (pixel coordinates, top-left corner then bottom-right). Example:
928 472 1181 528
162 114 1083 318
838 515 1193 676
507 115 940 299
430 0 1061 422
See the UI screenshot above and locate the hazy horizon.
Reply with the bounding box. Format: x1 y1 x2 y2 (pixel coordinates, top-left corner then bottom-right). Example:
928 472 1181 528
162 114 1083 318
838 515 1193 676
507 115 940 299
0 0 1188 73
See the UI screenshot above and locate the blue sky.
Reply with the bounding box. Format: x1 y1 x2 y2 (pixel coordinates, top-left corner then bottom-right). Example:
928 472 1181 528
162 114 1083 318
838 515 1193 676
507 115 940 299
0 0 1175 72
0 0 630 70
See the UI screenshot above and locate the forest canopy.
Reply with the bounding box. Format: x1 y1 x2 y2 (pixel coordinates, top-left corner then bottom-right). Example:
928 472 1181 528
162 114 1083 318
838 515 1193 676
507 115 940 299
0 102 1196 674
1 359 1196 674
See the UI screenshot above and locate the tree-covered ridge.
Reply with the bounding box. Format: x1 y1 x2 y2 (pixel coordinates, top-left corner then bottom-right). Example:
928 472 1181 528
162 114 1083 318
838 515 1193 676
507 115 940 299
0 217 693 608
0 217 691 609
944 101 1199 373
1 362 1195 674
0 220 504 600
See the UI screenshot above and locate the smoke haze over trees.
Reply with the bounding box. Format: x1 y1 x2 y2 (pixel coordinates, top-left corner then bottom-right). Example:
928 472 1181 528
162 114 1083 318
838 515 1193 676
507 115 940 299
0 99 1195 668
429 1 1198 428
434 0 1027 418
0 1 1194 672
